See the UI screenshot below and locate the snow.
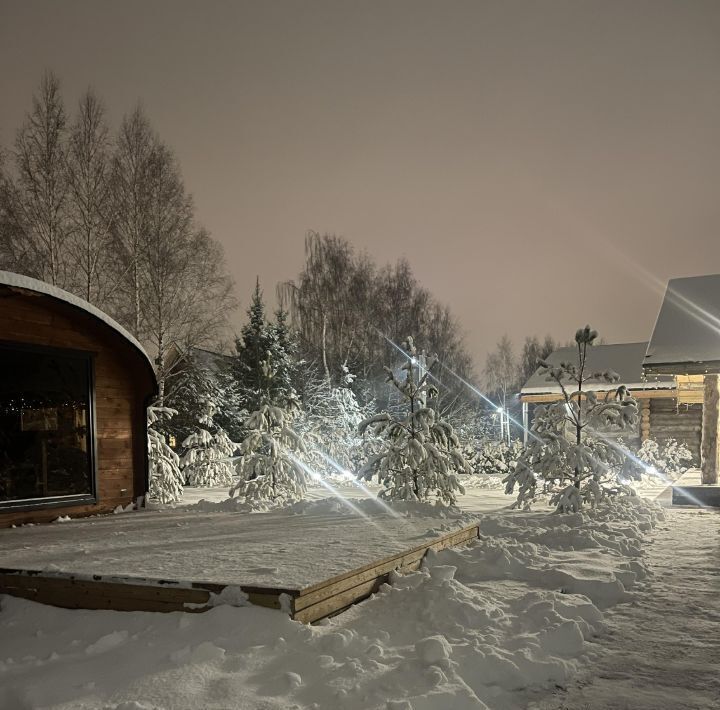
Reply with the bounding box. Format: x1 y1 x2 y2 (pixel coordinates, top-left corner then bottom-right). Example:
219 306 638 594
532 508 720 710
0 494 477 589
0 491 679 710
521 341 675 394
644 273 720 371
0 270 153 372
3 467 716 710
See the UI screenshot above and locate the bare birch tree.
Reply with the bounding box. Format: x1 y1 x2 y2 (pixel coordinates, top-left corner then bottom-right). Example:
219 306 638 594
484 335 518 410
65 89 115 306
110 105 156 339
140 144 235 404
9 72 70 286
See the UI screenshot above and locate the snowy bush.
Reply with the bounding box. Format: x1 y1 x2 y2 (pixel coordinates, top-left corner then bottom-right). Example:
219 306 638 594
505 326 639 512
635 437 693 480
358 336 471 505
147 406 184 504
180 400 237 487
473 439 524 476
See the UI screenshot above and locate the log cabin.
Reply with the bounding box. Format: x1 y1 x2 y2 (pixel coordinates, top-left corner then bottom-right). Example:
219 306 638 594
0 271 157 526
519 341 695 455
643 274 720 486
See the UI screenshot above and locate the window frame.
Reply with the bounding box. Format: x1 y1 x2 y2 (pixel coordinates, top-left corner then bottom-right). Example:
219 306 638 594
0 339 98 512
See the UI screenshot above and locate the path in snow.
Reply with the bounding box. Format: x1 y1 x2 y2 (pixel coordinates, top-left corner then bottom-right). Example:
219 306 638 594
536 508 720 710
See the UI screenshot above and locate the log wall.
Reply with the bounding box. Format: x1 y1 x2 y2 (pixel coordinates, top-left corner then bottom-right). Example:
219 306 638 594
648 397 702 466
0 286 156 526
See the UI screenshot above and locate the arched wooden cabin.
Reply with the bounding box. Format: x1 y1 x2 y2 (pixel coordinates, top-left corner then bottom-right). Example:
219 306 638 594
0 271 157 526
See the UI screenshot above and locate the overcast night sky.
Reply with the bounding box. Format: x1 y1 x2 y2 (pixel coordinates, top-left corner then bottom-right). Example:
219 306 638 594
2 0 720 369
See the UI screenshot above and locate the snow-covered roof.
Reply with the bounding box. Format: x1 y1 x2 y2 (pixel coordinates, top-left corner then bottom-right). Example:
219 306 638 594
0 270 155 375
644 274 720 374
521 341 675 395
187 346 234 373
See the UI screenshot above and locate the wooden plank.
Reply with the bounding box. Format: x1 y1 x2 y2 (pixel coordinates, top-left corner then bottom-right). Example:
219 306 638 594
293 526 479 623
297 523 479 599
0 568 297 614
293 524 479 620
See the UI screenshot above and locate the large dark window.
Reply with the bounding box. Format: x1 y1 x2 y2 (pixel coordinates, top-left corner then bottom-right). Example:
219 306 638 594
0 342 96 508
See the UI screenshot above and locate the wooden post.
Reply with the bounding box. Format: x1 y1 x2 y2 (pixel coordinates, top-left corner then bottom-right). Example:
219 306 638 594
522 401 529 445
701 374 719 485
640 400 651 441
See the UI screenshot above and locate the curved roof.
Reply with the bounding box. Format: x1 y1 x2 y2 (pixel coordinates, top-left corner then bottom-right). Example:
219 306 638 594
0 270 156 378
522 341 675 395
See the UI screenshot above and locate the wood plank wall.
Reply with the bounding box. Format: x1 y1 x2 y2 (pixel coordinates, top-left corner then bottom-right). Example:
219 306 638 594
0 287 155 526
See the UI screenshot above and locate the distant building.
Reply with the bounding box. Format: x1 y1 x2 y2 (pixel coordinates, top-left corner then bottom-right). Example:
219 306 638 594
520 274 720 485
519 341 693 455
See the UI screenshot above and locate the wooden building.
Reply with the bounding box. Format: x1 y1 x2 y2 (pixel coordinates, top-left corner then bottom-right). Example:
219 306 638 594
519 341 702 462
0 271 157 526
643 274 720 485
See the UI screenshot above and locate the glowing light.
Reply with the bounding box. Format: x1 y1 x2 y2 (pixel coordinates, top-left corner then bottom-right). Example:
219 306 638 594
315 451 403 518
287 452 391 529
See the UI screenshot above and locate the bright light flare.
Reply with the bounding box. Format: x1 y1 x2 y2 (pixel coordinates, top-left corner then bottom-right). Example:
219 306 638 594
287 452 390 530
315 451 403 518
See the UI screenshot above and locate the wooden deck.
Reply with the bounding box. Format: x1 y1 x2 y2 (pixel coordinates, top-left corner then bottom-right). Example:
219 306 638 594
0 523 480 623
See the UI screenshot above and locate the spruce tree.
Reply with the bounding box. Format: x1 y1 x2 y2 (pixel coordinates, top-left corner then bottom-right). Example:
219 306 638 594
233 280 298 411
229 353 308 503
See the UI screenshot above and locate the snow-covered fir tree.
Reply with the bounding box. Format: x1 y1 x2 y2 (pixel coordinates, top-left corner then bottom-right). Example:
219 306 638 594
147 406 184 504
229 352 308 503
164 350 244 444
232 280 299 412
505 326 639 512
180 399 236 487
358 336 470 505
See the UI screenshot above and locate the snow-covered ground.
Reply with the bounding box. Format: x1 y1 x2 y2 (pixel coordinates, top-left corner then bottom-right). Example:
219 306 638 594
532 507 720 710
0 493 478 590
1 474 717 709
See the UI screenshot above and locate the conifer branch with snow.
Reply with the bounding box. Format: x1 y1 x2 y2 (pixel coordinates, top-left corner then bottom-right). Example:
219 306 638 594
229 354 308 503
147 406 184 504
505 325 639 512
358 336 470 505
180 400 236 487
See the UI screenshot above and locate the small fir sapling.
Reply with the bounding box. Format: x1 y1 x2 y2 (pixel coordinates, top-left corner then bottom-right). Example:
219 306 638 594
229 353 308 503
505 325 639 512
147 406 184 503
357 336 471 505
180 400 237 487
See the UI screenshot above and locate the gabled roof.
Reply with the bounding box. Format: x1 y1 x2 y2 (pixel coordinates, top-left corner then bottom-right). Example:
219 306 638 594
185 346 234 373
644 274 720 374
0 270 155 377
521 341 674 395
